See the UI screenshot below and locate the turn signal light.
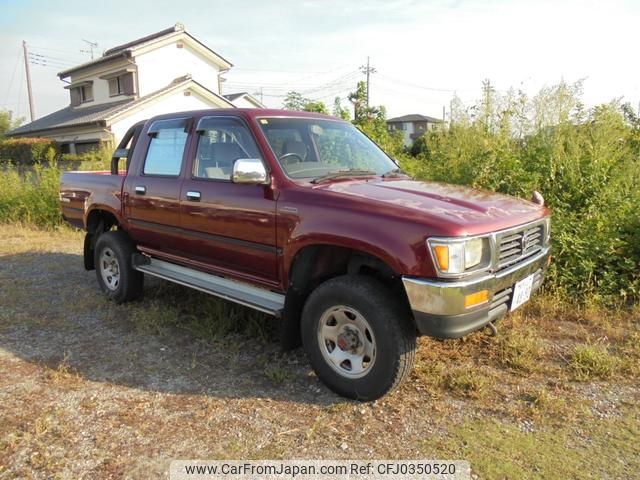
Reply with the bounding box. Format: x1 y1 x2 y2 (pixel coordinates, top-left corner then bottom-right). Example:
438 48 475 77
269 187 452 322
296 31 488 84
464 290 489 308
434 245 449 271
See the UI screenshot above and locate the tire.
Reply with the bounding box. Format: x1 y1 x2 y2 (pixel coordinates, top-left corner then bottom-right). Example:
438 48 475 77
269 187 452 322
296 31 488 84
94 230 144 303
301 275 416 401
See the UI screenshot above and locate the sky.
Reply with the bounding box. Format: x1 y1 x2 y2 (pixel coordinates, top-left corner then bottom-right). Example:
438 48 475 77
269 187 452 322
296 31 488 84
1 0 639 122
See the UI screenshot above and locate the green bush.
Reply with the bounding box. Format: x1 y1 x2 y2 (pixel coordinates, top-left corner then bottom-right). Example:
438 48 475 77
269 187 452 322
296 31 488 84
0 164 62 227
59 147 112 171
402 81 640 303
0 137 58 165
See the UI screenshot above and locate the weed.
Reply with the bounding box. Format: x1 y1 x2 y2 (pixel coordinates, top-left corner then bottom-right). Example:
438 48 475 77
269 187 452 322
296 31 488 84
264 362 289 384
444 367 489 398
568 343 619 380
496 324 543 373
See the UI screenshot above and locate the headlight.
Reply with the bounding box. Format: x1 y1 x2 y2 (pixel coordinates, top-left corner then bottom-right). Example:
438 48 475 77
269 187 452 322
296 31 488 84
428 236 490 276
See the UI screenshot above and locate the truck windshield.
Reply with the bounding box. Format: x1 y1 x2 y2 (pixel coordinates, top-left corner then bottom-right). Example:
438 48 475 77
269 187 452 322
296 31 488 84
258 117 398 180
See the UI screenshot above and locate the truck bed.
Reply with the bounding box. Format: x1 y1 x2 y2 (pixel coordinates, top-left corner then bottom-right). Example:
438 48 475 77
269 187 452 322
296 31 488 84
59 171 125 229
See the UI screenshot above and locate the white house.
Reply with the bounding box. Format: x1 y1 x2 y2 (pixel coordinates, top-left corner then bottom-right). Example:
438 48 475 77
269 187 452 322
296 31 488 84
387 114 443 148
9 23 264 153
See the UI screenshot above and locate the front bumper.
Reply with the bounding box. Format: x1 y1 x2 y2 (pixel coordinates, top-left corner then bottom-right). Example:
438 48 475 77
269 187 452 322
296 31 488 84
402 247 551 338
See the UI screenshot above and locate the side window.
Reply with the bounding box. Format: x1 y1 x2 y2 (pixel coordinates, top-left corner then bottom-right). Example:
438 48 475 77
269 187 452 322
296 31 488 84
143 118 189 176
193 117 262 181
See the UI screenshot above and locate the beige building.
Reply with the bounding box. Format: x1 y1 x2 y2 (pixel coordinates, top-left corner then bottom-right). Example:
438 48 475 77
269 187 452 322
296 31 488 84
9 23 264 153
387 114 443 148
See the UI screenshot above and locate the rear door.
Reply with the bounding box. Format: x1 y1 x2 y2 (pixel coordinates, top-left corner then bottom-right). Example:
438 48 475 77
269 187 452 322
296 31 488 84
123 117 191 255
179 115 278 283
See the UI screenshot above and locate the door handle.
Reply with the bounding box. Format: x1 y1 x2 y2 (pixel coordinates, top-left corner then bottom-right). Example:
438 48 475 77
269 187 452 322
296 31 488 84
186 191 201 201
134 186 146 195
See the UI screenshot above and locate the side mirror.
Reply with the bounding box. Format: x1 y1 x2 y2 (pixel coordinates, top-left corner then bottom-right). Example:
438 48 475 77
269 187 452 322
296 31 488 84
232 158 269 184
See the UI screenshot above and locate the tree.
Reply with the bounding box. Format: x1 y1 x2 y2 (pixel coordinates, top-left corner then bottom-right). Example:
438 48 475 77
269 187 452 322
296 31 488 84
303 101 328 114
333 96 351 121
348 81 379 122
0 110 24 136
283 91 309 111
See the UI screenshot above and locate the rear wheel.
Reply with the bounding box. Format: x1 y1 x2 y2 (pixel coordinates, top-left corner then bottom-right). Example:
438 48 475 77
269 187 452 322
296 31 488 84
301 275 416 400
94 231 143 303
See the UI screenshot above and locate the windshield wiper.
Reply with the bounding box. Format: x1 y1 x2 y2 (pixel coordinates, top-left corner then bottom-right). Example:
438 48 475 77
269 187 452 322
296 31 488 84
382 167 407 178
311 169 378 184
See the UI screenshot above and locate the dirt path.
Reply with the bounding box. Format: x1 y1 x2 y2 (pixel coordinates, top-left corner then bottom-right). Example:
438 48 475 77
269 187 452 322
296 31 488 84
1 226 638 479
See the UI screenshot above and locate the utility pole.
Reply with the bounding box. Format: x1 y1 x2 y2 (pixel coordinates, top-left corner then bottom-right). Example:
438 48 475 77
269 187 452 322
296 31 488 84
360 56 376 108
22 41 35 122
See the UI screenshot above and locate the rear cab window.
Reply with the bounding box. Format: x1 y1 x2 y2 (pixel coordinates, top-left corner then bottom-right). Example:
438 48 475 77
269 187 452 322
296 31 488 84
143 118 190 176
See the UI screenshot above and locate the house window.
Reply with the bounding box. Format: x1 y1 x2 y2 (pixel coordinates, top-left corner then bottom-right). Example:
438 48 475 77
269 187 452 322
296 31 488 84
78 85 93 103
143 119 189 176
108 77 123 96
107 72 135 97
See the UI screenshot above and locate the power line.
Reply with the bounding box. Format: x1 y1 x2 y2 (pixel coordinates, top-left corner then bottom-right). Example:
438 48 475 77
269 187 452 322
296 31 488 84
2 45 22 109
29 52 77 66
225 71 360 91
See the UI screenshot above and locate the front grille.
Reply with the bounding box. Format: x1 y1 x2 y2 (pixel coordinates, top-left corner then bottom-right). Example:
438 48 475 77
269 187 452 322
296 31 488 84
490 268 543 312
491 287 512 312
496 223 544 269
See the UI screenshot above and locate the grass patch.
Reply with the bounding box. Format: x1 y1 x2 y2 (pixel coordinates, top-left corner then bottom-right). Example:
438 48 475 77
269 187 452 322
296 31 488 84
435 406 640 479
496 324 544 373
443 367 489 399
128 281 276 344
568 343 619 380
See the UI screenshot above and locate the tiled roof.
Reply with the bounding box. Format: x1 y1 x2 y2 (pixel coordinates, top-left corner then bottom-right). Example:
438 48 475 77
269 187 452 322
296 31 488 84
387 114 443 123
8 76 204 136
58 23 232 78
8 100 132 135
104 24 182 56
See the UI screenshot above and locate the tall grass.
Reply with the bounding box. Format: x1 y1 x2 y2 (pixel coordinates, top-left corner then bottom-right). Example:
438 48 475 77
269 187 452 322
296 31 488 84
0 147 113 228
0 163 62 228
403 81 640 304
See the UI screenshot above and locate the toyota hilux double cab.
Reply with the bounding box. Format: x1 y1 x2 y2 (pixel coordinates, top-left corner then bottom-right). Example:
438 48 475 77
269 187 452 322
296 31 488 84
60 109 551 400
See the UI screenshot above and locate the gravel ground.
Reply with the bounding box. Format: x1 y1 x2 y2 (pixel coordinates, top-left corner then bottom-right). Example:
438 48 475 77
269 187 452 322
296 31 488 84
1 226 638 479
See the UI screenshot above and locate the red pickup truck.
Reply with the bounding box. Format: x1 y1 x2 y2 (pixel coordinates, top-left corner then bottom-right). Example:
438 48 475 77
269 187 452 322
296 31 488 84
60 108 551 400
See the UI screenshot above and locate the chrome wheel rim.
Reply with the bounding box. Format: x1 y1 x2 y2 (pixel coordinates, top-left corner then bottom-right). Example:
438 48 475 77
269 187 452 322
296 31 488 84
317 305 376 379
99 247 120 291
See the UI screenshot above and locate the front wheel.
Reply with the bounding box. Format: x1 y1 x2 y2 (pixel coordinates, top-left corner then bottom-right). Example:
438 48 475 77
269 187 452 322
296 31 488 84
94 231 143 303
301 275 416 401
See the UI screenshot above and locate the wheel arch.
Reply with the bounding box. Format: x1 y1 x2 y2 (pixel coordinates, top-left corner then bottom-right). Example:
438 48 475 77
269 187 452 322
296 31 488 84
83 207 124 271
280 242 411 351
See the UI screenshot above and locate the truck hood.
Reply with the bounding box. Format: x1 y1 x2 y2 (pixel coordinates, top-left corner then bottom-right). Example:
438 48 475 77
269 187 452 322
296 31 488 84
317 178 546 235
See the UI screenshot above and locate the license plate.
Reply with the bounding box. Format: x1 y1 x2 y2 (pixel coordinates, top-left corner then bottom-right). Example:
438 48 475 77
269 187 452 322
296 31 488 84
511 274 534 311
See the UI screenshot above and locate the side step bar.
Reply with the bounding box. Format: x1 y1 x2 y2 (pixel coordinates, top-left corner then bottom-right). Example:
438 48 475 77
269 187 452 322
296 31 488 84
133 256 285 316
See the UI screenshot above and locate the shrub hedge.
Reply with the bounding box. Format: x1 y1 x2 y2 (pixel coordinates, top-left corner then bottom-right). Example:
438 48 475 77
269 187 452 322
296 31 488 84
0 137 58 165
403 81 640 304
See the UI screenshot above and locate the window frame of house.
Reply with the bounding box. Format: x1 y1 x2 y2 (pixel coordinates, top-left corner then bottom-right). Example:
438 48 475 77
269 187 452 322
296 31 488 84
108 76 125 97
78 85 93 104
